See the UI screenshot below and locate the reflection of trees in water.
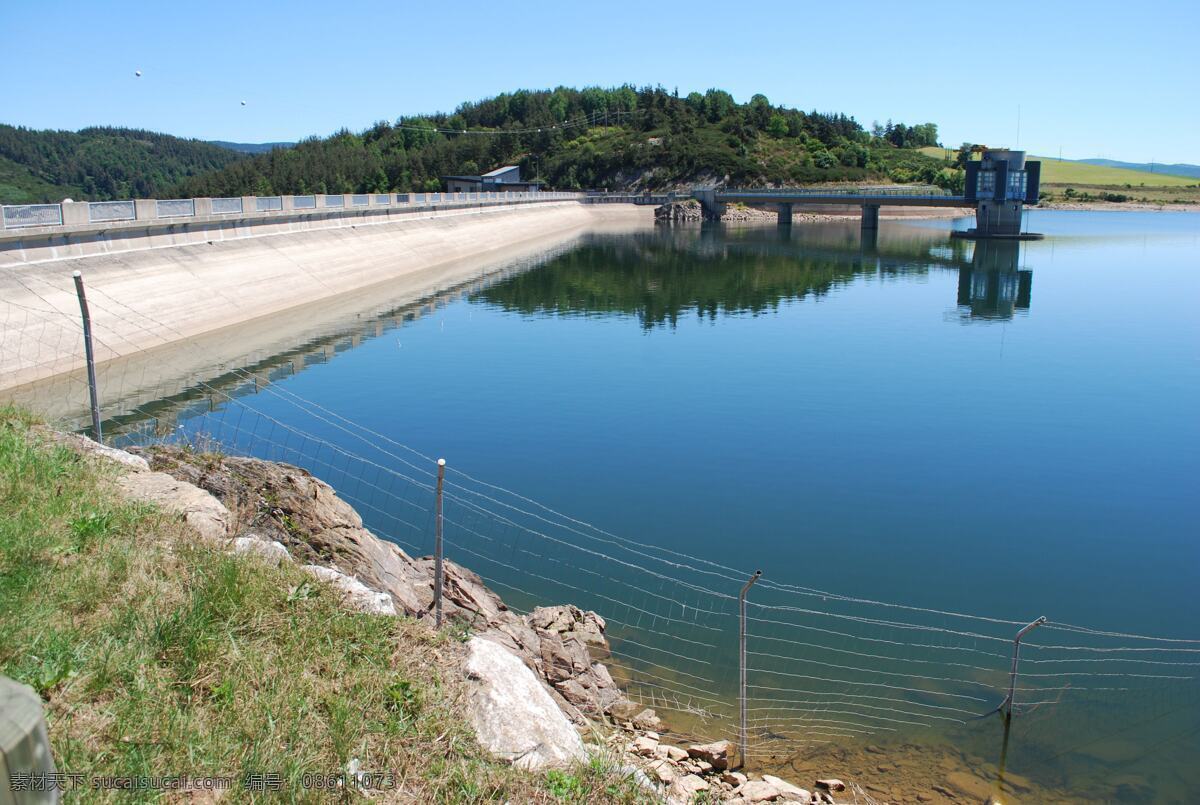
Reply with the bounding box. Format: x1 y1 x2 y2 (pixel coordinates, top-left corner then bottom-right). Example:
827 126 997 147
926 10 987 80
473 226 968 329
476 226 1031 327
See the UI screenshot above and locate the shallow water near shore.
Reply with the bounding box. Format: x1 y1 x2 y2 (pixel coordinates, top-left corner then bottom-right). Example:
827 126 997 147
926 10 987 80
91 210 1199 802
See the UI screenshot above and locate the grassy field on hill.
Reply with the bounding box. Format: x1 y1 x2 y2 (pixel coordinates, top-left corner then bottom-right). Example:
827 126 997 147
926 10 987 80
918 146 1197 186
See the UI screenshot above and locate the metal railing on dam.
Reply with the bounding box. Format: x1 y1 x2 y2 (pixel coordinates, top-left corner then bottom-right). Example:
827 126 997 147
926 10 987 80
715 186 972 206
0 190 585 233
582 191 693 205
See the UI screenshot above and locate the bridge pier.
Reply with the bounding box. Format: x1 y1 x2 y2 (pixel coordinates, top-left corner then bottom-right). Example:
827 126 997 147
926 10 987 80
692 189 725 222
861 203 880 231
777 204 792 226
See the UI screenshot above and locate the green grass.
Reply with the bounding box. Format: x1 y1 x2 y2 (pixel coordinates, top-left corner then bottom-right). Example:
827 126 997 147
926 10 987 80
918 146 1198 186
0 408 651 803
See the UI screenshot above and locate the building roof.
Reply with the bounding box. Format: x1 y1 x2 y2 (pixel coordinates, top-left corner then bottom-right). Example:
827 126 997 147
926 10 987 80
441 175 483 182
482 166 520 177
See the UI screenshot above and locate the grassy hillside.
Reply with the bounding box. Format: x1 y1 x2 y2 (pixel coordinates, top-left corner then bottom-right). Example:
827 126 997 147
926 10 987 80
918 146 1197 186
1080 158 1200 180
0 409 644 803
175 86 955 197
0 125 246 203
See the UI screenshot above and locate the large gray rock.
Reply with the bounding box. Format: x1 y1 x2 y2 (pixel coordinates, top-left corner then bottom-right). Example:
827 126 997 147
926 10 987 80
741 780 784 802
463 637 585 770
231 536 292 565
302 565 396 616
115 470 230 540
50 430 150 471
762 774 812 801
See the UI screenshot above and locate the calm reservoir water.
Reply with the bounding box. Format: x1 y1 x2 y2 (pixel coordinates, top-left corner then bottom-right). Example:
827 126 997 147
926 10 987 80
103 211 1199 802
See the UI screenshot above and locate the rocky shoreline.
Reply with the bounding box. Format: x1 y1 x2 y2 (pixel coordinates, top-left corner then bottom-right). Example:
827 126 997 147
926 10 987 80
58 432 872 803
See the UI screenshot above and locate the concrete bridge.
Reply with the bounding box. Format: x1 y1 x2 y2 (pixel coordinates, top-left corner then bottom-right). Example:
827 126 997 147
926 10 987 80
693 187 973 230
693 149 1043 238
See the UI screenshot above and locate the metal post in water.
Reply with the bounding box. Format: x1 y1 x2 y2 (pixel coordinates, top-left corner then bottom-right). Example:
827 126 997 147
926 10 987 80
1005 616 1047 718
72 270 102 442
994 615 1047 800
738 569 762 770
434 458 446 627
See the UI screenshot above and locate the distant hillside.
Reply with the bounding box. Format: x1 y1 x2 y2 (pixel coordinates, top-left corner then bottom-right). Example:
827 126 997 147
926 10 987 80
210 140 295 155
0 125 247 203
174 86 955 197
919 146 1197 187
1078 159 1200 180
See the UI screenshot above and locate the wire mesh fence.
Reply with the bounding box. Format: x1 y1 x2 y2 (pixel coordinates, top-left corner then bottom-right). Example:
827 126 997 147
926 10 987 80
2 254 1199 780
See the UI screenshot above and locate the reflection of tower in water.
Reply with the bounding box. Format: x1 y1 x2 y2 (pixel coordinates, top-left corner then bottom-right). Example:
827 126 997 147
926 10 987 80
957 240 1032 320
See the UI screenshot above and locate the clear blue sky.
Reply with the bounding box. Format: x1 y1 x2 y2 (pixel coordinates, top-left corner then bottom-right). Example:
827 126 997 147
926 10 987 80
2 0 1197 164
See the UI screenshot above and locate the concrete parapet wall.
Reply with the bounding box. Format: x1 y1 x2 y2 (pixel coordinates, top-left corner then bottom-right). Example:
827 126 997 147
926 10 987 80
0 195 582 267
0 202 645 393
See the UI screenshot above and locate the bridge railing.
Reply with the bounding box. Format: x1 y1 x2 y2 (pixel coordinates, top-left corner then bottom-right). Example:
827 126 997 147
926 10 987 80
582 191 692 204
720 184 954 198
0 190 584 232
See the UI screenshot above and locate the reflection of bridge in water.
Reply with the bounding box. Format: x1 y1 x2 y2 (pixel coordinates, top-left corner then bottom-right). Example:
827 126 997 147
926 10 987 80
687 223 1031 321
854 229 1031 321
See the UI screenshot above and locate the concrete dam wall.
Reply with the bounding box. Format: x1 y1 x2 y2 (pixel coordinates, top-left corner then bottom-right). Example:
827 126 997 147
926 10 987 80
0 202 647 401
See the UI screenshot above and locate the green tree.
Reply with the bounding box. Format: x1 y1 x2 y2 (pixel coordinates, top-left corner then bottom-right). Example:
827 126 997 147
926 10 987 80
766 114 789 139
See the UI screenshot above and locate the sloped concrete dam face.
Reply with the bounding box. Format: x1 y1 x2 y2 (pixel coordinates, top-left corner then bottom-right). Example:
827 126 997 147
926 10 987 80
0 202 646 393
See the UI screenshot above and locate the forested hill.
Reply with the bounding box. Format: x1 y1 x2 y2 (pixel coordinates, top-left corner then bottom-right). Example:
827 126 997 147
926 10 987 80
174 86 958 197
0 125 246 203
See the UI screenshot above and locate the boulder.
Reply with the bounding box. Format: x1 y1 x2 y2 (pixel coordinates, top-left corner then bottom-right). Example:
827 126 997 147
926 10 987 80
654 199 704 223
648 759 677 784
688 739 733 771
631 735 659 757
53 431 150 471
231 536 292 565
665 745 689 763
463 637 586 770
302 565 396 616
632 708 663 731
740 780 783 802
723 771 749 787
538 628 592 683
116 470 230 540
816 778 846 792
608 698 643 722
668 774 709 801
762 775 811 801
